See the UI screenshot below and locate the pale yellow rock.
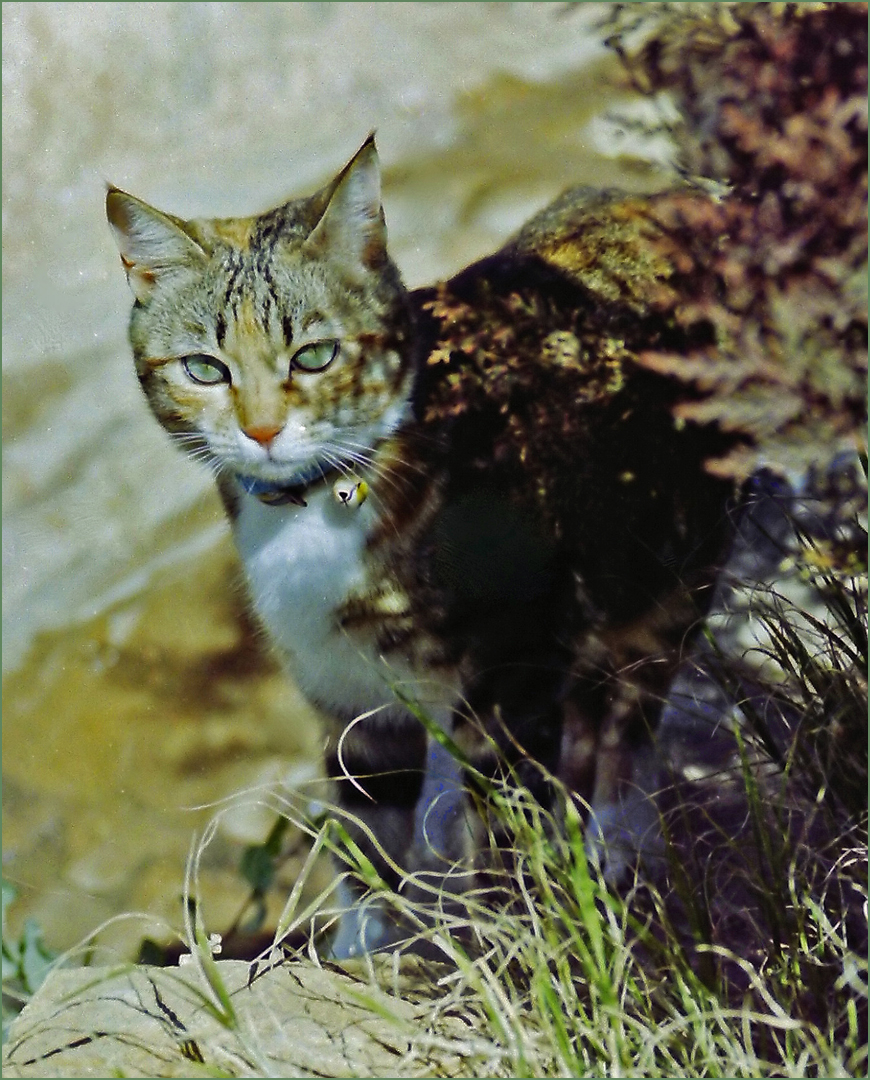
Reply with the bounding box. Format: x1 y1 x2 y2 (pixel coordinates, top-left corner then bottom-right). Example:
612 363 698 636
2 957 476 1078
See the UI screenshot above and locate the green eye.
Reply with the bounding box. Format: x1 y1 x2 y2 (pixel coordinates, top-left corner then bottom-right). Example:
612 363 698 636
182 355 231 385
291 340 339 373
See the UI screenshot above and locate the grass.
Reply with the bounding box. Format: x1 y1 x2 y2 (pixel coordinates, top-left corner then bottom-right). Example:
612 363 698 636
233 744 864 1076
280 514 864 1078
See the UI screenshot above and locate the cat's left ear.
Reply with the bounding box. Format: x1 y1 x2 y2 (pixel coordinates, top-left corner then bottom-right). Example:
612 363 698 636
305 135 387 271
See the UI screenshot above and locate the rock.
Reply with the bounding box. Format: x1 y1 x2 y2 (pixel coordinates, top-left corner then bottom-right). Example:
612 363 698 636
3 956 474 1078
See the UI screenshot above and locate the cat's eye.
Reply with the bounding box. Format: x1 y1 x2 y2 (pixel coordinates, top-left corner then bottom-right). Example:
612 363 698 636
182 354 231 385
291 339 339 373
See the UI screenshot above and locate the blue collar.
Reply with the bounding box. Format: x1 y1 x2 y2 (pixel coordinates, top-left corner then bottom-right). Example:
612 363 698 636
237 475 309 506
235 458 333 507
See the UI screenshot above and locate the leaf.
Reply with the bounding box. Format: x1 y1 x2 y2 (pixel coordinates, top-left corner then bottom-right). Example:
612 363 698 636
238 815 289 894
18 920 55 996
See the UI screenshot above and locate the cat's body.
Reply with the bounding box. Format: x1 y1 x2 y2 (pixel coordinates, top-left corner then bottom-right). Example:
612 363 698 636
108 138 737 954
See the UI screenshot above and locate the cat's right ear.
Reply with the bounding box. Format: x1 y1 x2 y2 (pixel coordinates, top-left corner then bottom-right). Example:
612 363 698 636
106 188 207 303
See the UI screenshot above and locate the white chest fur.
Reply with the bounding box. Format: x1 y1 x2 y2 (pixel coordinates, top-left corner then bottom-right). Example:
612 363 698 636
232 484 456 722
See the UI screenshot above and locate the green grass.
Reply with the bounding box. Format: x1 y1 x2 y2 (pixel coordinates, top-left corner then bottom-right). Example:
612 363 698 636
309 763 865 1076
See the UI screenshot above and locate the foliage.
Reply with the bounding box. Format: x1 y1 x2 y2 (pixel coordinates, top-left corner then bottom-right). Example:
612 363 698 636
600 1 868 483
1 880 57 1043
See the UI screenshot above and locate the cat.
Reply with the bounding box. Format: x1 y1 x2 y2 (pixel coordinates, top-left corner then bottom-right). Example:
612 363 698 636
107 136 737 956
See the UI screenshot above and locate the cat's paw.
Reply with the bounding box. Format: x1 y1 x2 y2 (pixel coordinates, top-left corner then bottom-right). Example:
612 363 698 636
327 889 395 959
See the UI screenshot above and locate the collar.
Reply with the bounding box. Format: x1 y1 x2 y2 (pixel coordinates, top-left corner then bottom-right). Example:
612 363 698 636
235 457 336 508
237 475 309 506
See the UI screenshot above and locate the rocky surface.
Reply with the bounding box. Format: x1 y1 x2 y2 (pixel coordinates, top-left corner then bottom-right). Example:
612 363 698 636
3 955 479 1078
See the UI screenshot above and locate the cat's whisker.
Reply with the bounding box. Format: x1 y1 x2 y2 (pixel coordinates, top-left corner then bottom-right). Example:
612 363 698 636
319 450 361 487
172 441 217 468
169 433 210 452
329 441 411 497
320 444 380 483
340 436 426 479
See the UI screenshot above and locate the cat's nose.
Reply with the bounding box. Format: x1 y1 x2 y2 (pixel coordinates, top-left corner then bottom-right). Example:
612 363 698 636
243 424 283 446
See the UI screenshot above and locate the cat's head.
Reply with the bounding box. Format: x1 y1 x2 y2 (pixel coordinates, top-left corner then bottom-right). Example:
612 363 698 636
107 137 414 498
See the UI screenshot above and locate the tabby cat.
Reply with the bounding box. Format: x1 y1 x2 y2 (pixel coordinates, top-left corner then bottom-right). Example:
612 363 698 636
107 137 736 955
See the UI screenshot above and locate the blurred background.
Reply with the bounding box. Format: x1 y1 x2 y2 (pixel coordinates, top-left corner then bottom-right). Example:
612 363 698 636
2 2 668 958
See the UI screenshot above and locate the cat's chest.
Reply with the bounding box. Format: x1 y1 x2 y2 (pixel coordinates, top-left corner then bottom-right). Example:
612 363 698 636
232 484 455 719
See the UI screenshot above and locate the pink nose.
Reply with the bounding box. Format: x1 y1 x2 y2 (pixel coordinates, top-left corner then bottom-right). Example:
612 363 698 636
244 424 282 446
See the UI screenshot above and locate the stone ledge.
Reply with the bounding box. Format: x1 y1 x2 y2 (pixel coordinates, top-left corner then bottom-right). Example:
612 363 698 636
3 956 475 1078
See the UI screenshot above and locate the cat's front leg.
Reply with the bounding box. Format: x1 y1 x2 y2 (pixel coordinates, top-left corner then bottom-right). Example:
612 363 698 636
323 709 427 956
329 728 475 958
